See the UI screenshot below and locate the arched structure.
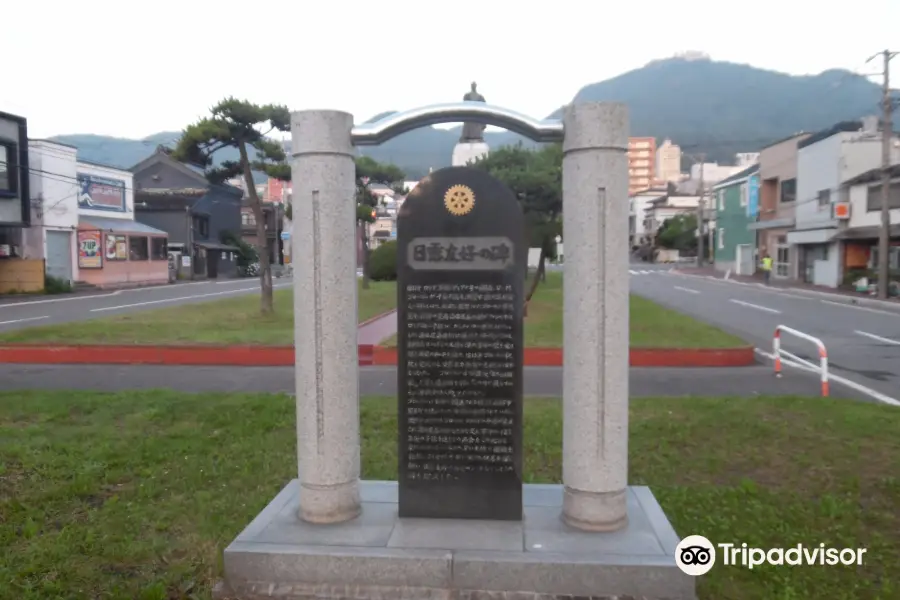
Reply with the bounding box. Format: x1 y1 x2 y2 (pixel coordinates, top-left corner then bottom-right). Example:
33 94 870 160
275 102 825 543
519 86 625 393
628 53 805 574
350 102 564 146
289 102 630 533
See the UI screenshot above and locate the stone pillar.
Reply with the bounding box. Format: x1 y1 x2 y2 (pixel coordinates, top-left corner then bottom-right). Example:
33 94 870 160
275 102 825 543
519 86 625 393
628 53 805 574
291 110 361 523
560 103 630 532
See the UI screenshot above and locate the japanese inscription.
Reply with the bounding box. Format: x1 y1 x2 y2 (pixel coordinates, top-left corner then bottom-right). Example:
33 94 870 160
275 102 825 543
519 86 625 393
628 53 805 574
396 166 525 521
407 237 513 270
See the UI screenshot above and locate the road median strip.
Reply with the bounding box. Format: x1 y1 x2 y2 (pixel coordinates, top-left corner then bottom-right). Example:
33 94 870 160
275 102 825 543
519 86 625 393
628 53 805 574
0 343 756 367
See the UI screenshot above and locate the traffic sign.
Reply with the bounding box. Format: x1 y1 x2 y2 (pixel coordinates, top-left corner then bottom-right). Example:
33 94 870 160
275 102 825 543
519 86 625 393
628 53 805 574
280 231 291 240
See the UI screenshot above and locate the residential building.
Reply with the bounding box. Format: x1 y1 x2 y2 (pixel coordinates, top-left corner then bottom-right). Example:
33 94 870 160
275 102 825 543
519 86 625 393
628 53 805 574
749 132 810 281
630 187 668 246
131 148 242 279
241 201 284 265
655 139 682 183
0 111 40 292
838 165 900 279
789 120 900 287
628 137 657 194
712 164 759 275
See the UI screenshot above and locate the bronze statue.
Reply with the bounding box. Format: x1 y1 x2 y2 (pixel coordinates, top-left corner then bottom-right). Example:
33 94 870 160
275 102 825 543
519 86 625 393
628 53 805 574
459 82 486 143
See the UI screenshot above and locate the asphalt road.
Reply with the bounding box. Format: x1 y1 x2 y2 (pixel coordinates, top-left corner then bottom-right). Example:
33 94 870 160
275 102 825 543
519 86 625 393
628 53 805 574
0 278 293 331
630 267 900 401
0 364 869 400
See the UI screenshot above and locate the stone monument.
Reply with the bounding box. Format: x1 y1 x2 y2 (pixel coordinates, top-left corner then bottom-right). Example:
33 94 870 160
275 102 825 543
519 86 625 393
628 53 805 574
214 103 694 600
451 82 491 167
397 166 525 520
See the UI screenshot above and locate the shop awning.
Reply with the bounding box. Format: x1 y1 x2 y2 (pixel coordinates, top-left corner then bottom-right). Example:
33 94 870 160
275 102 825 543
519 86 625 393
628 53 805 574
194 241 240 251
786 228 838 245
79 216 168 236
748 217 794 231
834 225 900 240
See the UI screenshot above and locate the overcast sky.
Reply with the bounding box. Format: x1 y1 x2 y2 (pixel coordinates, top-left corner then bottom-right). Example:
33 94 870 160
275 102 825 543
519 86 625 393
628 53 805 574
4 0 898 139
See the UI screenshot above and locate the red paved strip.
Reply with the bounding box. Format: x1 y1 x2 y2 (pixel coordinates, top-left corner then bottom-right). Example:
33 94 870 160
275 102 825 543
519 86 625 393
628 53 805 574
0 344 755 367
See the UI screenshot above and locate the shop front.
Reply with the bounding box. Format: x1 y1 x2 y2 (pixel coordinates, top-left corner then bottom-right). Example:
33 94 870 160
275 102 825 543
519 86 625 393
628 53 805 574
77 216 170 288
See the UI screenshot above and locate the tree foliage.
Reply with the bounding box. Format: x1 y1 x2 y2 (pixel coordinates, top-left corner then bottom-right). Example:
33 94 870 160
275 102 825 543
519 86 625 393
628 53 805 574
471 143 562 300
656 214 698 252
171 98 290 315
354 157 405 288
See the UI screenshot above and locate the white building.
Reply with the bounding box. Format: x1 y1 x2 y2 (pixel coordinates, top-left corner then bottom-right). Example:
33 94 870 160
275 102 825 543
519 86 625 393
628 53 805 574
655 139 682 183
734 153 760 167
630 188 668 245
789 119 900 287
21 140 80 282
689 162 743 185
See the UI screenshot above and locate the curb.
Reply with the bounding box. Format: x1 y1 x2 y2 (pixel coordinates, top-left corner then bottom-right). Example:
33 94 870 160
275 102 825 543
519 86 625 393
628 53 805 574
357 309 398 328
0 344 756 368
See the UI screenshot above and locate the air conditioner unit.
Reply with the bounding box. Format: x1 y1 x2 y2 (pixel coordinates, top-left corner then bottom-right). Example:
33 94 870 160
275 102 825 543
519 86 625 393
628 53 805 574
833 202 851 220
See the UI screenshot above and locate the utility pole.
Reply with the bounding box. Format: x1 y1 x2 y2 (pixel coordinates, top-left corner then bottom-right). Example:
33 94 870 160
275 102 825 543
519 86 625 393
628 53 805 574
868 49 898 300
696 155 706 267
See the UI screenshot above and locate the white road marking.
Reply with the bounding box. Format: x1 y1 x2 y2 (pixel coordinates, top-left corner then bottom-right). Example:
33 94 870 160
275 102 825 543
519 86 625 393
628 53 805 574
855 330 900 346
821 299 900 317
90 283 291 313
729 299 781 314
754 348 900 407
628 270 639 275
673 286 700 294
0 291 122 308
0 315 50 326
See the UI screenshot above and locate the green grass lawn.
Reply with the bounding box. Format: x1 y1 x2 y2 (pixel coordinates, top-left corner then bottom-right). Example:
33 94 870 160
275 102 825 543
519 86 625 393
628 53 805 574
0 281 397 346
381 271 743 347
1 391 896 600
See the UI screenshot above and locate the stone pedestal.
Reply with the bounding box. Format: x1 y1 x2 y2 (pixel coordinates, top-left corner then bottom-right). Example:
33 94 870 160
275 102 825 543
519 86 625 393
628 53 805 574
290 110 361 523
451 141 490 166
215 481 695 600
560 103 630 532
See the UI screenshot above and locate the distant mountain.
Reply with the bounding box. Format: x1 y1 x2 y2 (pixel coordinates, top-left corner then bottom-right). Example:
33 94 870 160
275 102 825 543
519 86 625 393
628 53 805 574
52 56 885 181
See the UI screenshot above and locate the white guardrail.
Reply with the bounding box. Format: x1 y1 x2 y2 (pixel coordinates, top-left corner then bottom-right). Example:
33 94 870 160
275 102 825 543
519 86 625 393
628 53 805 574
773 325 829 397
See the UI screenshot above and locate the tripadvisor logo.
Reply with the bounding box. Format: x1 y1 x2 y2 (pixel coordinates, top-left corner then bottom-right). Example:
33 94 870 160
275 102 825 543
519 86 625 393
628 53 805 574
675 535 868 575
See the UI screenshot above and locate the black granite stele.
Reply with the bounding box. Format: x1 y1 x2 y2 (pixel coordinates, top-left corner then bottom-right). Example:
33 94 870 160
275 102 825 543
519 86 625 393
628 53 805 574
396 166 526 521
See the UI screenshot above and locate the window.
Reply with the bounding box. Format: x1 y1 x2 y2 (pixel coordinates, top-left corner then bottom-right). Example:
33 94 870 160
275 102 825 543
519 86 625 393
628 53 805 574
717 190 724 211
870 247 900 270
718 228 725 249
817 189 831 208
0 142 15 193
192 215 209 238
865 183 900 211
739 183 748 207
129 236 149 261
780 178 797 203
241 212 256 226
151 237 168 260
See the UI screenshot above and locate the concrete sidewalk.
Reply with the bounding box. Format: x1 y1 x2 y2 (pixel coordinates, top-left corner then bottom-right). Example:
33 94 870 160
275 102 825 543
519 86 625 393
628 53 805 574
0 364 872 401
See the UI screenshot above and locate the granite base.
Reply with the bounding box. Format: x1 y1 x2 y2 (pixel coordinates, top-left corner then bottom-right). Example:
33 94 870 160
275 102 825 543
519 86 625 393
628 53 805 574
214 480 695 600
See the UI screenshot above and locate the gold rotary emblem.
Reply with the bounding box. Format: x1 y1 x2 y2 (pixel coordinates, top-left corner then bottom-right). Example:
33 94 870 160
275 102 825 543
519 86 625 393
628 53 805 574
443 184 475 216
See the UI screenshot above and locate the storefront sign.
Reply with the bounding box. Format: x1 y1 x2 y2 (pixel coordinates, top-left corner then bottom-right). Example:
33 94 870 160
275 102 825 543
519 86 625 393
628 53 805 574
78 173 126 211
78 230 103 269
105 234 128 260
747 174 760 219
